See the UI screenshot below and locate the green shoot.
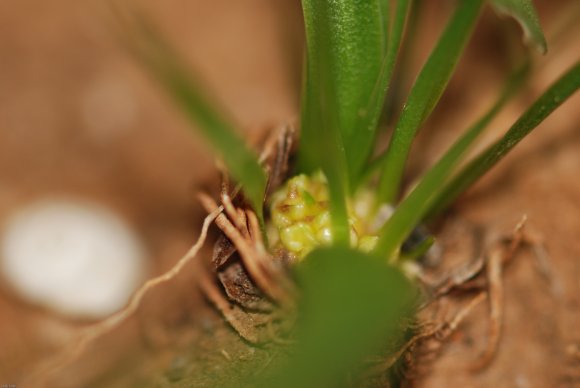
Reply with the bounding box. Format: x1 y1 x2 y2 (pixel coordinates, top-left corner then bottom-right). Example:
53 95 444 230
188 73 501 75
300 0 390 244
121 12 267 218
374 60 530 259
298 0 387 179
377 0 484 204
349 0 412 184
426 61 580 220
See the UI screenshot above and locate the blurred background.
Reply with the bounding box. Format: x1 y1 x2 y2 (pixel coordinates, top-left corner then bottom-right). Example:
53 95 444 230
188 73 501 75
0 1 302 385
0 0 579 386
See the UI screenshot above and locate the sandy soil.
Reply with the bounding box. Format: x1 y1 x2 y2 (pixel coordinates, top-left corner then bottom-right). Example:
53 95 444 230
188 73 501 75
0 1 578 387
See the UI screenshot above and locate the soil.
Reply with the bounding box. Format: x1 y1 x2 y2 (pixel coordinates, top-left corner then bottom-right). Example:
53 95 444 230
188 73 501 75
0 0 579 387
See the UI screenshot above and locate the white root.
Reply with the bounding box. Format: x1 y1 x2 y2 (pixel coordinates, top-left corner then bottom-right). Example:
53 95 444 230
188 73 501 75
27 208 221 386
198 193 293 307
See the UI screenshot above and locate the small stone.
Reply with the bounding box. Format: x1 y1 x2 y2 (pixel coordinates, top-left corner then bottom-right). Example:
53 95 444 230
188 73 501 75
0 199 148 318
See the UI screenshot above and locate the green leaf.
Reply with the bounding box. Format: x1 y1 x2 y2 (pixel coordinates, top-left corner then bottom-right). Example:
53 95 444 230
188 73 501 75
300 69 351 245
300 0 391 244
377 0 484 205
257 246 414 387
426 61 580 220
490 0 547 55
374 61 530 260
121 12 267 217
348 0 412 185
298 0 388 180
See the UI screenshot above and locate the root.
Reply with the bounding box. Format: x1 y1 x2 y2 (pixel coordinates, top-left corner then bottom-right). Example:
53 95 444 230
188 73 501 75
409 216 535 376
470 247 503 371
446 291 488 334
365 292 487 378
246 209 295 297
26 208 221 386
470 216 526 371
221 192 248 237
24 124 300 382
198 193 294 307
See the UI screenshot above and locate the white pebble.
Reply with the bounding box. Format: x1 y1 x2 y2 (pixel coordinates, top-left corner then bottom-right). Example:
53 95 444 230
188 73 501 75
0 199 148 319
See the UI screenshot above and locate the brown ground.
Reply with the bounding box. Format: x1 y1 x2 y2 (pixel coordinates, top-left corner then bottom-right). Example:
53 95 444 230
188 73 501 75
0 1 579 387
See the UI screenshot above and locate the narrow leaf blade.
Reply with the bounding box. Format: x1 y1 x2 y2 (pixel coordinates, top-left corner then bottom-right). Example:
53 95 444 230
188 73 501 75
426 61 580 220
348 0 412 184
374 61 530 259
123 13 267 216
377 0 484 204
300 0 385 244
298 0 388 177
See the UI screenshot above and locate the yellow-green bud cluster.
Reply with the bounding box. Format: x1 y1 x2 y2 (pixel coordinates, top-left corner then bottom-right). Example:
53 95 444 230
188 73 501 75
267 172 379 261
